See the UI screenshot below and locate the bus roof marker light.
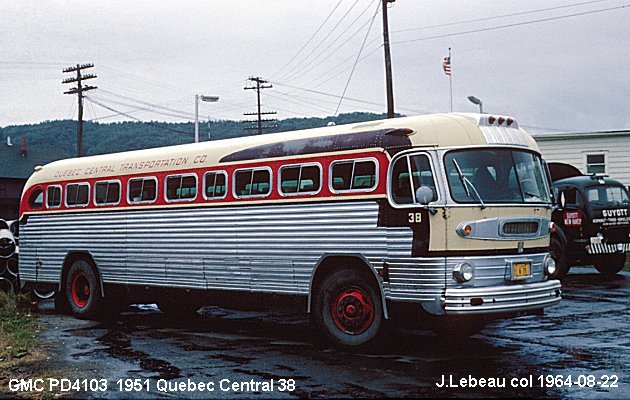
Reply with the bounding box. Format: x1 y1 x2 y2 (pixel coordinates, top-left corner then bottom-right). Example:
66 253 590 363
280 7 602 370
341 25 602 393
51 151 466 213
488 116 496 125
498 117 506 125
507 118 514 126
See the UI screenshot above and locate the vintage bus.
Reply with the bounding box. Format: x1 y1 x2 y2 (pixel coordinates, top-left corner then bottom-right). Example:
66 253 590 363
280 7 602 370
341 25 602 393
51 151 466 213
18 113 561 348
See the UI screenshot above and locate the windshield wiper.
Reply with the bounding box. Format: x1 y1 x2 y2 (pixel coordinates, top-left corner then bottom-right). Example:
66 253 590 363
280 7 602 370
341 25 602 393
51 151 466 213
524 191 542 201
452 159 486 209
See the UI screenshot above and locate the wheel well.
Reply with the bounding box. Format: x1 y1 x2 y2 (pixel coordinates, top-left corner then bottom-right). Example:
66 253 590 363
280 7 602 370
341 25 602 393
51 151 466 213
59 252 103 296
308 255 388 318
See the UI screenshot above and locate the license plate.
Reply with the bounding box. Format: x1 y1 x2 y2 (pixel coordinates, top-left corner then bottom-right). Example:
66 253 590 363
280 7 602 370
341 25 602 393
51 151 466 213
513 262 531 279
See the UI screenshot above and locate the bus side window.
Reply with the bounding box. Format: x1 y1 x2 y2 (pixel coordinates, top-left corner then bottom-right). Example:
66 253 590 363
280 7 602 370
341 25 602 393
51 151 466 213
95 181 121 206
330 159 377 193
128 177 158 204
66 183 90 207
391 154 437 205
166 174 197 202
46 185 62 208
279 163 321 195
204 171 227 200
234 168 271 198
29 188 44 210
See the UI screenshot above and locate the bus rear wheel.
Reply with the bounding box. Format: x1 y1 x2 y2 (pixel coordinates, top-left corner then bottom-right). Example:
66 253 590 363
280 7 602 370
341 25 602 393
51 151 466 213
65 260 104 319
313 269 383 350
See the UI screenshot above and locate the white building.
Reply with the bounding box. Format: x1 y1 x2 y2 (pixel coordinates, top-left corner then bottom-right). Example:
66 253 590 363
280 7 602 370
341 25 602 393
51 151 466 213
532 130 630 186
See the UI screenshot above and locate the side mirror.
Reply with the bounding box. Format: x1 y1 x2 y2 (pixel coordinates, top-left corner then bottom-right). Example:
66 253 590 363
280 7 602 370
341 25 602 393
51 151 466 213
415 186 434 205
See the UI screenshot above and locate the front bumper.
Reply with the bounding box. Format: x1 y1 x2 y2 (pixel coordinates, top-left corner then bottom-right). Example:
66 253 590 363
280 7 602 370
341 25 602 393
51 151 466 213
442 280 562 315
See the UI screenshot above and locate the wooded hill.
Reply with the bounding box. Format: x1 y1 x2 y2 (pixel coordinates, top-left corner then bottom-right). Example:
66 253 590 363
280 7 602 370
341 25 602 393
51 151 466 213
0 112 397 157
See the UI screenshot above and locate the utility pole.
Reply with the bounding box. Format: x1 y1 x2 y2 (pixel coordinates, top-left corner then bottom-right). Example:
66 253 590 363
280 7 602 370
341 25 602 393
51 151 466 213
382 0 395 118
62 64 97 157
243 76 277 135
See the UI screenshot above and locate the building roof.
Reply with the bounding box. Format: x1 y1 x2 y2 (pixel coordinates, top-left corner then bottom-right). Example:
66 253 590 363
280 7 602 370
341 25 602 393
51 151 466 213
0 140 70 180
532 130 630 141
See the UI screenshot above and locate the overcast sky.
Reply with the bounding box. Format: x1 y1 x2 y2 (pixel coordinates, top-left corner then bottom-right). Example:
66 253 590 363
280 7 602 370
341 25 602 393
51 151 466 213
1 0 628 134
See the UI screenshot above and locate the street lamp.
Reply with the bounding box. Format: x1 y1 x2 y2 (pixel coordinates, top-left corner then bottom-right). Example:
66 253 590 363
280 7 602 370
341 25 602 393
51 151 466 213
467 95 483 114
195 94 219 143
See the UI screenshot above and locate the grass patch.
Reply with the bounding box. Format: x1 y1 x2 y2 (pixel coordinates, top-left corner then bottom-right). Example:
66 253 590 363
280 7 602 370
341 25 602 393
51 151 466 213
0 291 36 361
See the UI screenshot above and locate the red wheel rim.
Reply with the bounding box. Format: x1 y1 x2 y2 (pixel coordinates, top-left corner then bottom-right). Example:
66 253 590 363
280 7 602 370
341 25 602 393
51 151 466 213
71 271 90 308
331 286 374 335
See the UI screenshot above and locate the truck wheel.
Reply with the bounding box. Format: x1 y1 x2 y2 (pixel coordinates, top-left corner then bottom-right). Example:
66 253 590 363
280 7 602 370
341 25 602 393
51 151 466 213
594 253 626 275
549 236 570 279
313 269 383 350
65 260 105 319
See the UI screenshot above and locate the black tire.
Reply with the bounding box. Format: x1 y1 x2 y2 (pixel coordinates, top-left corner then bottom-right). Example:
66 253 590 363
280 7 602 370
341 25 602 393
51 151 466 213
594 253 626 275
64 259 105 319
312 269 383 350
549 236 570 279
156 291 202 320
54 291 72 314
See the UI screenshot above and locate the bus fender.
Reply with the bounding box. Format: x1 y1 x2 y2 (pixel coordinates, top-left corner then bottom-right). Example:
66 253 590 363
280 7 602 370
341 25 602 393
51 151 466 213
58 251 105 297
307 254 389 320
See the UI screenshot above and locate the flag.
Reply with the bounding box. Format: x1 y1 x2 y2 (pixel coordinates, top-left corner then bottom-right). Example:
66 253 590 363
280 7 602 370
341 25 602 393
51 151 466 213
442 56 451 76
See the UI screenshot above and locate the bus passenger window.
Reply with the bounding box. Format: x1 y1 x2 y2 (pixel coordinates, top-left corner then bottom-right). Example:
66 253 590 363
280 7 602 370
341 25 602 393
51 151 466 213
204 171 227 200
166 174 197 202
66 183 90 207
128 178 158 204
46 185 62 208
95 181 121 206
234 168 271 198
330 159 377 192
279 164 321 195
29 188 44 210
391 154 437 205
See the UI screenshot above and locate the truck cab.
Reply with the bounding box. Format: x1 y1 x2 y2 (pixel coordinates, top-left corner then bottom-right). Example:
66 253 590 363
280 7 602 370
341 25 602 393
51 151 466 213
549 163 630 277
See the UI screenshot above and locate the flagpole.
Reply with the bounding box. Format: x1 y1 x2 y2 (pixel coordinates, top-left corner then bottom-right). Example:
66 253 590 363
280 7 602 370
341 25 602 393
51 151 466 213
448 47 453 112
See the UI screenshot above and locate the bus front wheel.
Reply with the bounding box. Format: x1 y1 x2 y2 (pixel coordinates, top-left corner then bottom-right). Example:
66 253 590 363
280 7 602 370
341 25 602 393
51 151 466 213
65 260 104 319
313 269 383 350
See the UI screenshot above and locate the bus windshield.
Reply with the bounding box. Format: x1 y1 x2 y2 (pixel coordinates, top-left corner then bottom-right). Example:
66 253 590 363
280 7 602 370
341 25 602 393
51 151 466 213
445 148 551 204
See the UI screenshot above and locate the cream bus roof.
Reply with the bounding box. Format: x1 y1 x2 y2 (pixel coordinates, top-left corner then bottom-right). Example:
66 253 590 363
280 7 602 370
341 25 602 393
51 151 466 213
26 113 538 186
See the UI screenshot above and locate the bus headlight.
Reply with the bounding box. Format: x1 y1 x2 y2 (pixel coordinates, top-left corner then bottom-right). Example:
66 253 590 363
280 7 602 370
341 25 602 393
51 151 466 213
544 256 557 276
453 262 474 283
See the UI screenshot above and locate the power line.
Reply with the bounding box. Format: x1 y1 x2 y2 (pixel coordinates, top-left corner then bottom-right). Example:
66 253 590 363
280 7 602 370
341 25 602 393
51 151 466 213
89 94 194 121
281 0 379 84
335 0 381 116
275 0 364 82
96 89 196 119
86 97 193 136
272 0 346 80
393 4 630 45
393 0 615 34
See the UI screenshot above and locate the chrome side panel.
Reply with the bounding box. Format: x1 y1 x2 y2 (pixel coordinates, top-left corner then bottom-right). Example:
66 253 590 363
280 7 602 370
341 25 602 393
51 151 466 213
386 226 446 302
20 202 394 295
